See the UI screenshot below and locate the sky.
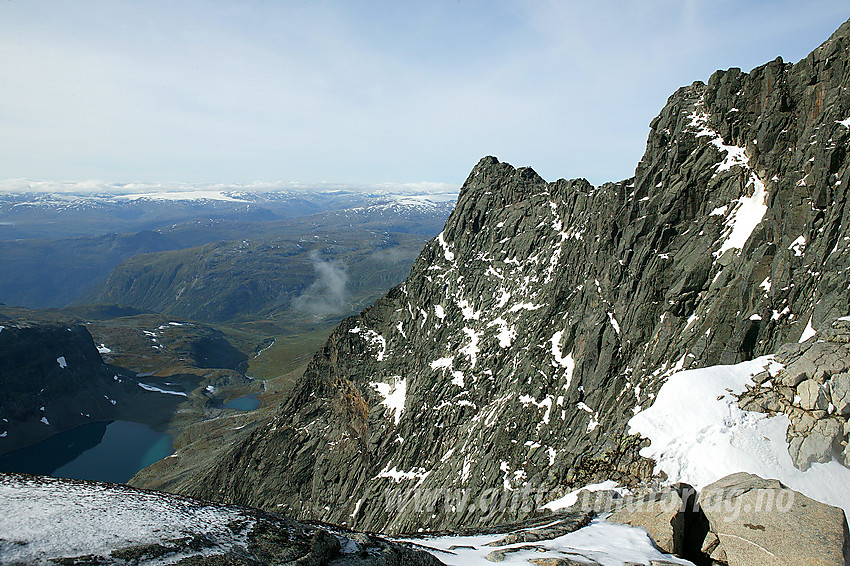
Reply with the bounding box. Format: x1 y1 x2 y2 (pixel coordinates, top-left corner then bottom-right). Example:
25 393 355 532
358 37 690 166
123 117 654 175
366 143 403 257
1 1 849 190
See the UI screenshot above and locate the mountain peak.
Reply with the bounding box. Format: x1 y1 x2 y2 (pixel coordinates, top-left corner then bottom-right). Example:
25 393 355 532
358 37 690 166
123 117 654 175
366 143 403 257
162 17 850 535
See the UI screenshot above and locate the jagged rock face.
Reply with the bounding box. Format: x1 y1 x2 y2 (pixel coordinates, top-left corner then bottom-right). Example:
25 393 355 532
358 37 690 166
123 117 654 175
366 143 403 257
184 19 850 533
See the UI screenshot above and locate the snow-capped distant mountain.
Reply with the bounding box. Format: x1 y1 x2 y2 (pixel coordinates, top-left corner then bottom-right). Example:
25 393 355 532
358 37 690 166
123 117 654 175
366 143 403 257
0 184 456 314
0 186 458 239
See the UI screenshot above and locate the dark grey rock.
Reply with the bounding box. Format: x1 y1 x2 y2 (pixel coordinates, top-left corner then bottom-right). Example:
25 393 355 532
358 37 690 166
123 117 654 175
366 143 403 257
168 17 850 533
484 513 592 546
529 559 600 566
484 545 546 562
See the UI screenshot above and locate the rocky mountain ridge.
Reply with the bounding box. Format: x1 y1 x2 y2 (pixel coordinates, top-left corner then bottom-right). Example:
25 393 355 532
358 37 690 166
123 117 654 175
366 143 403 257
162 18 850 535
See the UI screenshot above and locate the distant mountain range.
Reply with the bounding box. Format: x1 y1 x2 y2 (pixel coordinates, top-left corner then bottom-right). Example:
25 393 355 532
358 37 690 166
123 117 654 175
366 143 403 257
0 188 456 240
0 187 455 457
0 189 455 317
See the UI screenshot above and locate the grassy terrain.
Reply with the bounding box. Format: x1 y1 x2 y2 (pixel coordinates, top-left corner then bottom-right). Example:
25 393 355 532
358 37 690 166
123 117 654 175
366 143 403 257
76 231 424 325
245 326 331 398
129 323 334 493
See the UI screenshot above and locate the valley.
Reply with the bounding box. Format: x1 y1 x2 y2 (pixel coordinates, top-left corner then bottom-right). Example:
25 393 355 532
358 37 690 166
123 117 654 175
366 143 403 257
0 189 454 484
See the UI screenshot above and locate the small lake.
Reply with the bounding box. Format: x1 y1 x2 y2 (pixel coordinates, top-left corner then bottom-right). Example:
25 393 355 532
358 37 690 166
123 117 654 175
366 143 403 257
0 420 173 484
223 393 261 411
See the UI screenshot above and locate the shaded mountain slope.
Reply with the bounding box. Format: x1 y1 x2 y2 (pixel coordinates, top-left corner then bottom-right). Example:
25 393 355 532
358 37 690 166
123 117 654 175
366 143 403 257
0 230 182 308
0 320 175 453
165 19 850 533
78 231 430 324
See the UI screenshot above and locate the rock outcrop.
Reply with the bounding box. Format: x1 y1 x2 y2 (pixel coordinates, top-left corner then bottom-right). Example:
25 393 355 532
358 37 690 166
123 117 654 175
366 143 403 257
172 17 850 534
601 472 850 565
738 318 850 470
699 472 850 566
0 321 137 452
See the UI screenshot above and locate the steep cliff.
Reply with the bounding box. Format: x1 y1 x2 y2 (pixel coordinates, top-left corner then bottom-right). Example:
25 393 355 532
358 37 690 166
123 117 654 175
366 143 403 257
0 321 132 451
177 19 850 533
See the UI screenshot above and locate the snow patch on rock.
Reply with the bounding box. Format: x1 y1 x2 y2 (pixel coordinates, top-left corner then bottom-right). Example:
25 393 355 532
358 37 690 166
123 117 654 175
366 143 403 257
629 356 850 517
371 376 406 425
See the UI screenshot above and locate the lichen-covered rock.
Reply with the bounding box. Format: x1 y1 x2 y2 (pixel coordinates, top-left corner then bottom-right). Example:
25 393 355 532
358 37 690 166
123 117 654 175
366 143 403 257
798 379 829 411
699 472 850 566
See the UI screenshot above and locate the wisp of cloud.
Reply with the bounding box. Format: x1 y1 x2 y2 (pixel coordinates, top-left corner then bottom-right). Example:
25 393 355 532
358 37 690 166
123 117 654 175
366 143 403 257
293 250 349 316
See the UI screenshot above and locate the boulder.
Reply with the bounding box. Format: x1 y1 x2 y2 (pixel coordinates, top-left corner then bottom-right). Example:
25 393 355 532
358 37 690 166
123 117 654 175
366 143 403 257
789 418 843 471
699 472 850 566
608 486 694 554
797 379 829 411
831 373 850 416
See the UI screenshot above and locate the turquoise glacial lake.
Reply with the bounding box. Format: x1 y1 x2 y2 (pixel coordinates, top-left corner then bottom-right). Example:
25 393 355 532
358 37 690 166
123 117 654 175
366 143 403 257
0 420 173 484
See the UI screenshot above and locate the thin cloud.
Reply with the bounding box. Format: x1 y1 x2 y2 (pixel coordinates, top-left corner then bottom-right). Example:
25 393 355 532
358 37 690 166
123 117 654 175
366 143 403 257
292 250 350 317
1 1 847 186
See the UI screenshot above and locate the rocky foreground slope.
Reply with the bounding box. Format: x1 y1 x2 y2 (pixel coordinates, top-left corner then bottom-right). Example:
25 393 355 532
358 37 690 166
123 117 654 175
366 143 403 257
0 473 442 566
167 18 850 534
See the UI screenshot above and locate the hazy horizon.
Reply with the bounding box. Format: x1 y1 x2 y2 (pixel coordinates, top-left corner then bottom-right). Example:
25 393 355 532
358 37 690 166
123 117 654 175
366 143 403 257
0 178 460 196
2 1 848 189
